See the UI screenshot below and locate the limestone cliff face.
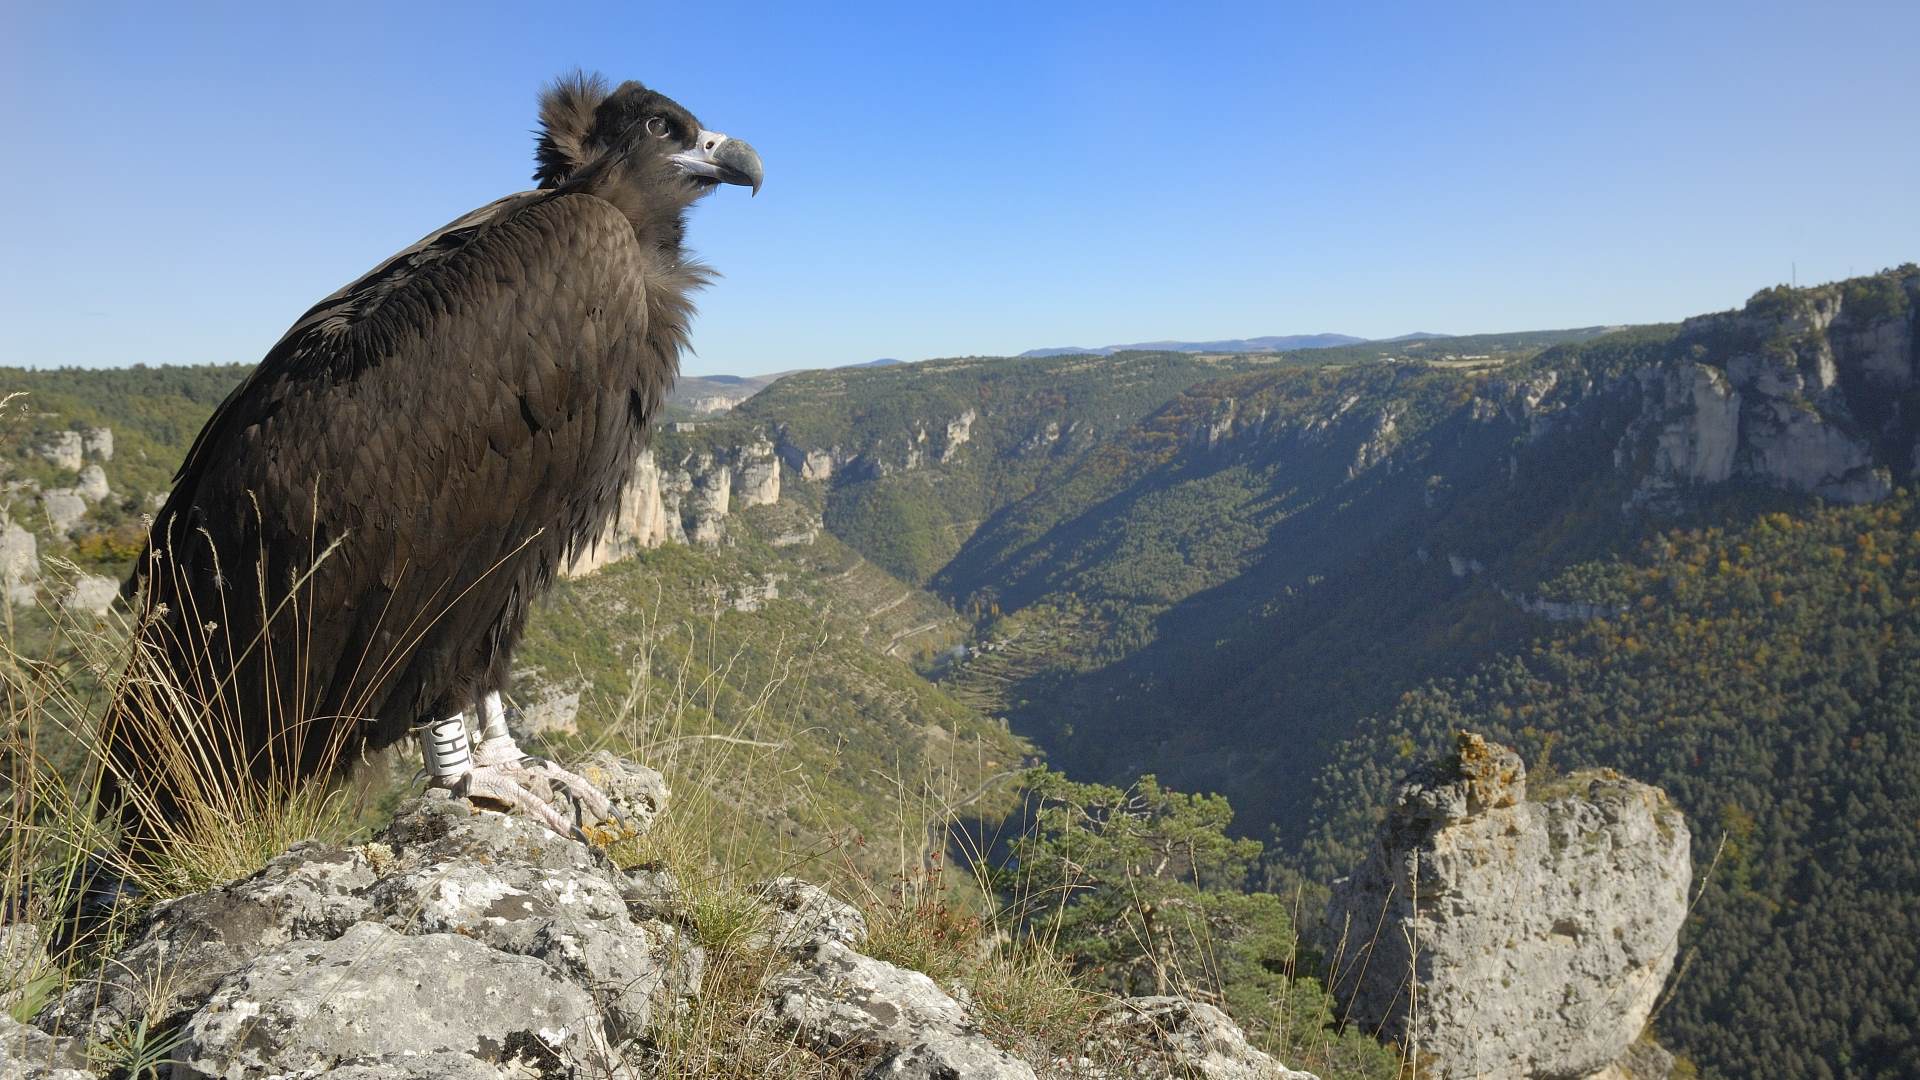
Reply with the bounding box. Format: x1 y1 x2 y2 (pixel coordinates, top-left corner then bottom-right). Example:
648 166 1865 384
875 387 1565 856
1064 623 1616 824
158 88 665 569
563 436 783 577
1609 277 1916 508
1328 734 1690 1080
775 409 979 483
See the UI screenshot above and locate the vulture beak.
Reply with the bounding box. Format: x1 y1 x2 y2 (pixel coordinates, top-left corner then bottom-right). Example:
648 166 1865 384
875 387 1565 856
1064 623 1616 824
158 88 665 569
672 130 764 195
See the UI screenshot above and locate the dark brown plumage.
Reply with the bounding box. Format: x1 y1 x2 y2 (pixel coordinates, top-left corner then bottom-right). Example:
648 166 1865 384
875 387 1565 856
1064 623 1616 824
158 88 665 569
107 73 761 844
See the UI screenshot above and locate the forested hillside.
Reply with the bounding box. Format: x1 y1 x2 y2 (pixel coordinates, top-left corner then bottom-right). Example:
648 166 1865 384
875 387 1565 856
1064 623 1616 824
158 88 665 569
739 329 1604 584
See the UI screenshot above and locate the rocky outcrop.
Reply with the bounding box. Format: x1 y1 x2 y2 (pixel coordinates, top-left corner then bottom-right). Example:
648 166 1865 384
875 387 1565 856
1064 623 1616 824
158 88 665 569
0 515 36 604
30 432 84 473
1347 407 1401 479
72 467 109 504
1328 734 1690 1080
1628 362 1739 487
59 575 118 617
777 410 981 483
940 409 977 461
734 437 781 506
28 427 112 474
80 427 112 463
565 436 784 576
1084 998 1317 1079
680 394 744 414
36 763 682 1078
1612 278 1915 509
22 758 1301 1080
766 941 1039 1079
37 491 85 538
1 1013 92 1080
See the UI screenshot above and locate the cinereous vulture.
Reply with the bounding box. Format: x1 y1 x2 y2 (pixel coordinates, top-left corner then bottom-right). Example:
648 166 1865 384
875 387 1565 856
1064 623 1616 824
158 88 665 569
111 72 762 847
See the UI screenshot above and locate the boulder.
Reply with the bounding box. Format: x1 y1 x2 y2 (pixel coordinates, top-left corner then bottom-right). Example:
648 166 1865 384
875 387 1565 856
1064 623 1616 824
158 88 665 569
72 468 108 504
0 517 36 604
1088 997 1318 1080
763 939 1037 1079
172 922 604 1080
755 877 868 953
60 575 117 617
0 925 50 1015
1327 734 1690 1080
0 1014 93 1080
37 492 85 538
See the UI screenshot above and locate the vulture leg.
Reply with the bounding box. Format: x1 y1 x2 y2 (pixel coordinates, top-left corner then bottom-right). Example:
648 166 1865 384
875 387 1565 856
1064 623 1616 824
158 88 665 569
471 693 623 828
412 705 588 842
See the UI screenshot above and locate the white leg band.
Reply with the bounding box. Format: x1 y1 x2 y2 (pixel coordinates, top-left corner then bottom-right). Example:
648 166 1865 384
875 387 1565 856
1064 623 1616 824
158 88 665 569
417 713 474 780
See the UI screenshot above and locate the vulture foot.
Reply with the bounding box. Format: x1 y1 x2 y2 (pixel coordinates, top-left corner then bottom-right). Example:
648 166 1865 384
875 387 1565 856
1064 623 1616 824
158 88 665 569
414 693 623 845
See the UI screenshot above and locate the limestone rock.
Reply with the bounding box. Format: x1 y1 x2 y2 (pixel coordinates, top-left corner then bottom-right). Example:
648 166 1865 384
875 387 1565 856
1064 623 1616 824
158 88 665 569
42 759 692 1075
735 437 782 506
72 467 108 504
172 922 602 1080
19 754 1152 1079
60 575 117 616
1328 734 1690 1080
282 1050 511 1079
1020 420 1063 455
1582 1037 1677 1080
31 433 83 473
0 1014 93 1080
80 427 112 463
1650 362 1739 486
37 492 85 538
0 517 36 604
939 409 977 462
565 435 785 576
1347 407 1401 478
782 443 841 482
1615 276 1918 510
1088 997 1318 1080
755 877 868 953
38 841 390 1042
1742 398 1889 503
686 457 731 544
764 940 1037 1079
565 448 671 575
1851 314 1914 388
0 926 49 1014
620 866 685 922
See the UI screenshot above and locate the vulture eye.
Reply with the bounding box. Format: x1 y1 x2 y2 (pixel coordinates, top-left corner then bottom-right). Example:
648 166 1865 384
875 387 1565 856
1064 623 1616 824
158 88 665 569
644 116 670 138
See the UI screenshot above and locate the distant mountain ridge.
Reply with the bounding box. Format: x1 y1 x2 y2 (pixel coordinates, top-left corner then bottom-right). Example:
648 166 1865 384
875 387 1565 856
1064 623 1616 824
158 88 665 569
1020 333 1369 358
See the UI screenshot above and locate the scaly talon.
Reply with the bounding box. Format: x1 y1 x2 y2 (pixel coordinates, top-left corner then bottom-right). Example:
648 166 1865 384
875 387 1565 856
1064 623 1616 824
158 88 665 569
412 694 623 844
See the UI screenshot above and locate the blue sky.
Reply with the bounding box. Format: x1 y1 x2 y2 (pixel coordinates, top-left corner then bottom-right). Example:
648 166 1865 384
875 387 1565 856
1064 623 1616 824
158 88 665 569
3 1 1916 376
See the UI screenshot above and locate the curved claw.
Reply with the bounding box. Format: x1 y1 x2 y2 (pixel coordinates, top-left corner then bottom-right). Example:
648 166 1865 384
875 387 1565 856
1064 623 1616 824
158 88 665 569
531 760 619 826
451 769 578 839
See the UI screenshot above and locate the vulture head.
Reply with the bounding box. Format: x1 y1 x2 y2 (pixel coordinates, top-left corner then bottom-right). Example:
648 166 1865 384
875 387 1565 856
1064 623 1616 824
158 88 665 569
534 72 763 243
